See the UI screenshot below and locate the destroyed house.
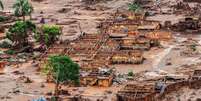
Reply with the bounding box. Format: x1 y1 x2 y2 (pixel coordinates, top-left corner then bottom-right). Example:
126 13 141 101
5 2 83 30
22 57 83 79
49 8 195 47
171 17 200 31
107 23 139 38
114 10 145 21
119 36 151 50
99 39 119 52
117 83 155 101
191 70 201 80
80 68 114 87
145 31 172 41
190 70 201 89
91 39 119 66
67 33 105 60
154 76 188 97
183 0 201 3
80 62 104 71
137 21 161 32
110 50 144 64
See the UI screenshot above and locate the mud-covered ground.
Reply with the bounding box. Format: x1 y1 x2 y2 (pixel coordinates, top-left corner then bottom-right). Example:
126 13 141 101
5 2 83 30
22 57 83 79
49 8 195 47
1 0 201 101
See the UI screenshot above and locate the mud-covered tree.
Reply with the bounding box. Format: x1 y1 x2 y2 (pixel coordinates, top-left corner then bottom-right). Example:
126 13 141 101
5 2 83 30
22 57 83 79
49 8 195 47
13 0 33 21
43 55 79 100
0 0 4 10
35 25 62 46
6 21 36 48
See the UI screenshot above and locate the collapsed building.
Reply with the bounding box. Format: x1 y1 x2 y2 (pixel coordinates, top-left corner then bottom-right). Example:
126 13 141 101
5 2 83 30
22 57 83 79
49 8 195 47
183 0 201 3
116 69 201 101
110 50 144 64
173 2 191 11
119 36 151 50
145 31 172 41
171 17 200 32
117 82 156 101
80 68 114 87
113 10 145 21
190 70 201 89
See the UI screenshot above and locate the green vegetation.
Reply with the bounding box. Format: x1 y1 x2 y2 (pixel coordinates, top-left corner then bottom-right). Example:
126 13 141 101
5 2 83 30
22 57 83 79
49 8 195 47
42 55 79 100
35 25 61 46
190 44 196 51
6 21 36 48
128 70 134 76
5 49 16 55
0 0 3 10
0 16 7 22
128 2 141 12
13 0 33 21
0 40 12 48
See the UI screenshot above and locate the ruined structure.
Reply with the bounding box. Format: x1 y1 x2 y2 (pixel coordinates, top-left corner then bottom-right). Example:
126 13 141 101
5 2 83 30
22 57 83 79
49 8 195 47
183 0 201 3
117 82 156 101
190 70 201 89
137 21 161 32
171 17 200 32
145 31 172 41
111 50 144 64
119 36 151 50
114 10 145 21
80 68 114 87
116 69 201 101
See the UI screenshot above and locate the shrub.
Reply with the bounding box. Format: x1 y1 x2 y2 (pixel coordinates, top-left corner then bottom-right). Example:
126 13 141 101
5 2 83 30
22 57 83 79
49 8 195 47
128 2 141 12
0 39 12 48
36 25 61 46
0 16 7 22
128 71 134 76
190 44 196 51
5 49 16 55
6 20 36 48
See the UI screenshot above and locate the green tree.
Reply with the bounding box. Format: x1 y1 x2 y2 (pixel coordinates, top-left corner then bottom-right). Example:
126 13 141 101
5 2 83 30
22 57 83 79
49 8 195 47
128 2 141 12
43 55 80 100
35 25 62 46
6 21 36 48
0 0 3 10
13 0 33 21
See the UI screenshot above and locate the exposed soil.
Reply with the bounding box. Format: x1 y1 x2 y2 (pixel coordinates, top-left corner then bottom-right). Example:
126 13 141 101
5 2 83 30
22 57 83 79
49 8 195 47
1 0 201 101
